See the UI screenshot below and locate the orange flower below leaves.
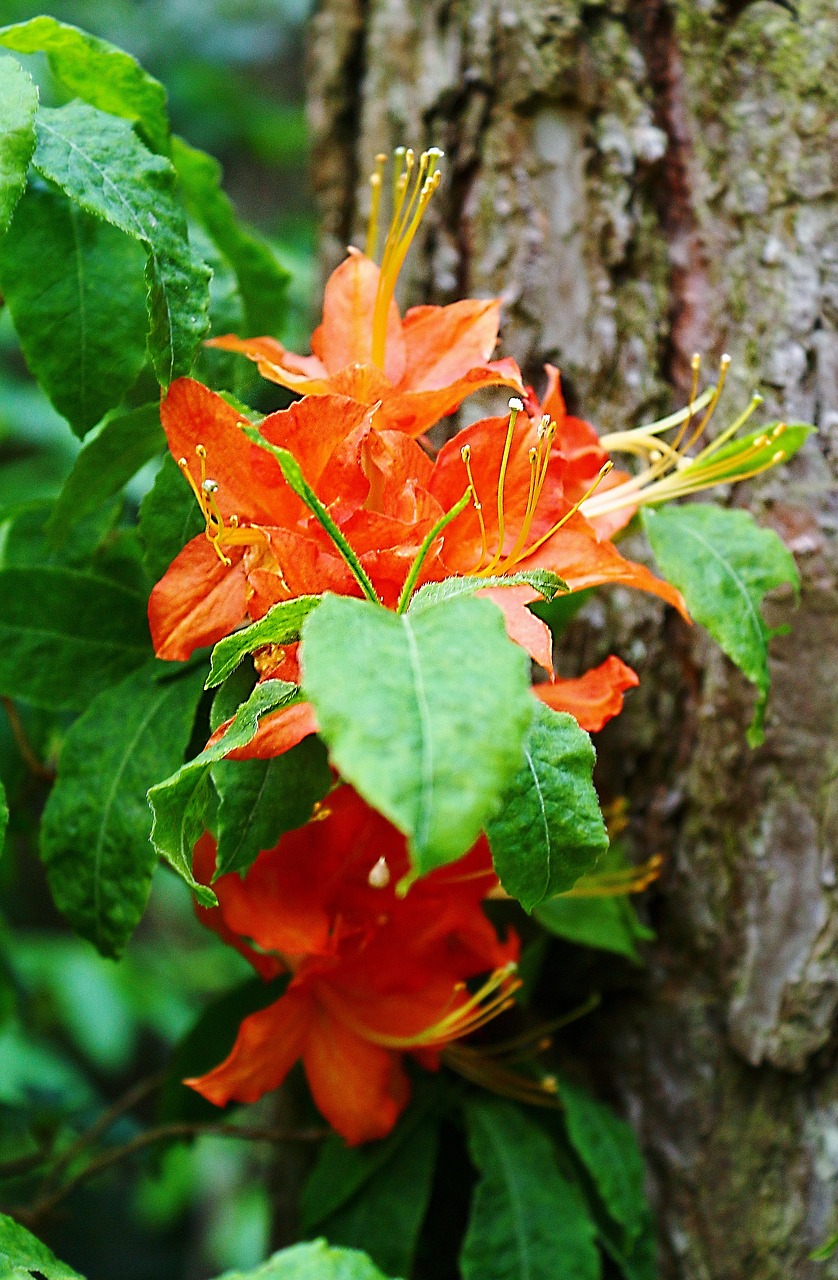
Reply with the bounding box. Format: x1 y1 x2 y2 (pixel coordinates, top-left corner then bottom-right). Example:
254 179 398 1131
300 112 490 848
188 787 519 1145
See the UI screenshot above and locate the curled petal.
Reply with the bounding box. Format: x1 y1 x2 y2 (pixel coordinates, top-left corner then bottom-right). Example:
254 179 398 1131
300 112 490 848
149 536 248 661
535 655 640 733
186 989 312 1106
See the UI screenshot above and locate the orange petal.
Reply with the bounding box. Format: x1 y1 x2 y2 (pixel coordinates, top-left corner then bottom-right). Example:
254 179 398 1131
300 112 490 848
535 655 640 733
518 514 690 620
479 585 553 672
372 359 524 436
259 395 374 493
161 379 283 526
185 988 312 1106
192 835 285 979
148 536 248 661
208 699 319 761
399 298 503 389
303 1003 411 1144
206 334 330 392
314 250 406 385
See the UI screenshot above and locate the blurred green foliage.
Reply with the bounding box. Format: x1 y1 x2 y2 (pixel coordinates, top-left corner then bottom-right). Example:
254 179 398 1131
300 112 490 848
0 2 315 1275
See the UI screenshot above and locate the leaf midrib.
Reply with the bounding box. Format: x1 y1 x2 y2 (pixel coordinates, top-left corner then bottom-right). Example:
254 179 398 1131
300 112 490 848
91 680 170 947
479 1117 536 1280
37 111 176 379
400 614 435 852
659 518 765 665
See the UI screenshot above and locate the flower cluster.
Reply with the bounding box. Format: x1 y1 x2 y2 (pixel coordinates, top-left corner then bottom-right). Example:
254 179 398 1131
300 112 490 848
149 148 798 1142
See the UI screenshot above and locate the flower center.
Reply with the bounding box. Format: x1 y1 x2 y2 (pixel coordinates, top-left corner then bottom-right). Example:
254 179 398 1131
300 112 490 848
178 444 268 566
461 398 612 575
366 147 444 370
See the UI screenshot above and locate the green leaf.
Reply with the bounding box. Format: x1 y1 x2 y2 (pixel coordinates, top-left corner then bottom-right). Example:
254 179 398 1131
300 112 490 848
534 896 654 964
487 705 608 910
139 453 204 583
47 404 165 539
408 569 567 614
300 595 533 877
641 503 799 746
40 664 205 957
32 101 210 386
461 1097 601 1280
0 778 7 851
214 1240 399 1280
0 16 170 155
0 1211 85 1279
0 501 118 571
311 1118 438 1279
172 136 289 337
212 736 332 877
207 596 322 688
0 566 150 710
810 1230 838 1262
0 55 37 236
555 1075 649 1253
148 679 301 904
0 178 149 436
301 1077 443 1229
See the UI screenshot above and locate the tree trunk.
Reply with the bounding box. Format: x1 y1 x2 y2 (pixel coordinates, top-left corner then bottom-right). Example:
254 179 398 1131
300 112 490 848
305 2 838 1275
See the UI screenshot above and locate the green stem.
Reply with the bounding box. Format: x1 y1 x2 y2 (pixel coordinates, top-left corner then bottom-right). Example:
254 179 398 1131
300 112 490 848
241 425 380 605
396 489 472 614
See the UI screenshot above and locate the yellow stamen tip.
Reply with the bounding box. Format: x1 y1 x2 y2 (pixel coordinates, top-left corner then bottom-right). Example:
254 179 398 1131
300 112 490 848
195 444 207 458
460 444 471 461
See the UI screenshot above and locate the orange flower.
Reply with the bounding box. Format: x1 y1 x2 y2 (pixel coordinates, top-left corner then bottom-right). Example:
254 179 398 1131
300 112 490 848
148 379 449 660
187 787 519 1144
207 149 523 436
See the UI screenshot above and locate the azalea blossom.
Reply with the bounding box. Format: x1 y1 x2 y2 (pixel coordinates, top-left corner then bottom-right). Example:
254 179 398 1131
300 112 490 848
148 379 449 660
187 787 520 1144
206 149 523 435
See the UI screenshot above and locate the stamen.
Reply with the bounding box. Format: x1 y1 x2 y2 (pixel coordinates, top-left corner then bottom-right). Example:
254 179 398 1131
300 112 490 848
521 460 613 559
479 399 523 576
365 153 387 259
681 353 731 454
370 147 444 369
460 444 489 570
177 444 267 567
562 854 664 897
344 963 520 1050
443 1043 563 1109
498 415 557 571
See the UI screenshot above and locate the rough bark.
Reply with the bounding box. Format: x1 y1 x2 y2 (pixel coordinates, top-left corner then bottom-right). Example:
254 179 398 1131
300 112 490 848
306 2 838 1275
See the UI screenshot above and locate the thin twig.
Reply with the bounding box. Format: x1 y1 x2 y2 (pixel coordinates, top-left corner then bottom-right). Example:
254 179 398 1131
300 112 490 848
10 1121 327 1228
1 697 55 781
37 1070 168 1197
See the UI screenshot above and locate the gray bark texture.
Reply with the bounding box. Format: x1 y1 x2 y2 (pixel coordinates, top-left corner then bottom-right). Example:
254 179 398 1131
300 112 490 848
305 1 838 1275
